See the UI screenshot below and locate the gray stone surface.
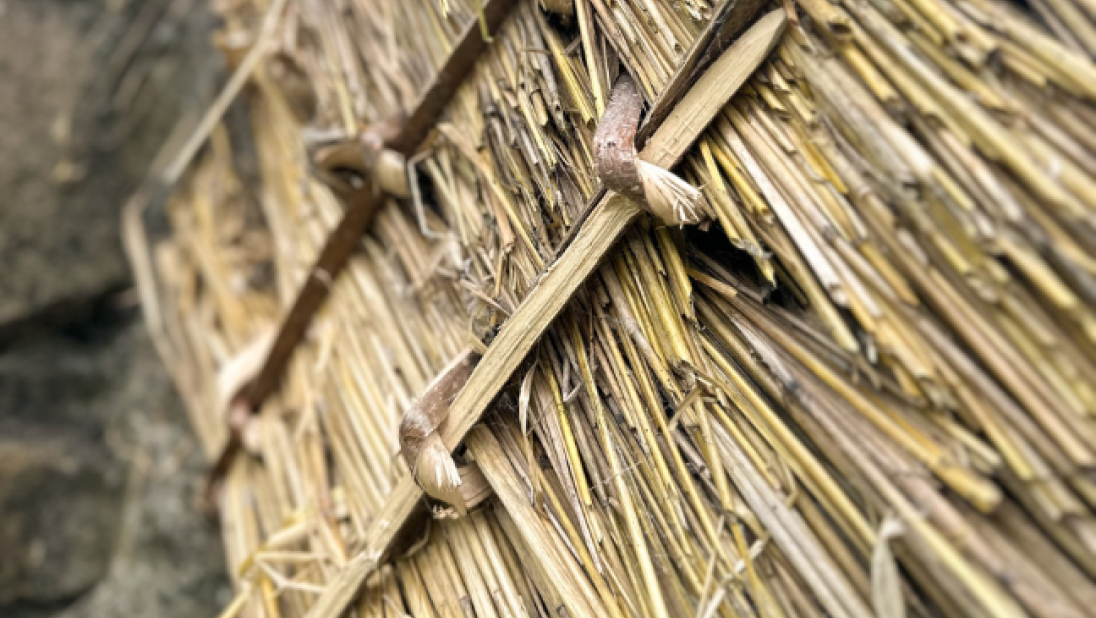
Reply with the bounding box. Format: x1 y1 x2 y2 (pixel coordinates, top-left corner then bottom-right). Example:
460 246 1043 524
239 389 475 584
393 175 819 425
0 0 113 325
0 435 126 605
0 0 218 326
0 312 231 618
0 0 230 616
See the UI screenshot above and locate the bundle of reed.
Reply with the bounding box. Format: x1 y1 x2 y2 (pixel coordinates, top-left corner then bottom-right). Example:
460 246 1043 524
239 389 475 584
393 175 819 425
133 0 1096 617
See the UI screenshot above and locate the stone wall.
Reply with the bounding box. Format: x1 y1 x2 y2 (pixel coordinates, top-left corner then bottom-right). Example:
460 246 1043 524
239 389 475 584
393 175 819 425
0 1 229 615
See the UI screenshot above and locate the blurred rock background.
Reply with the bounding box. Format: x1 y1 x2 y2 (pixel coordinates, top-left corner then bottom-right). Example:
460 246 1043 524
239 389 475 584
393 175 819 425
0 0 229 615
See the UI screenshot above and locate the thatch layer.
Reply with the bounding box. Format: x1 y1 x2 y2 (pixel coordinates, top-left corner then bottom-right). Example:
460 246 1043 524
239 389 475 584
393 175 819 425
144 0 1096 617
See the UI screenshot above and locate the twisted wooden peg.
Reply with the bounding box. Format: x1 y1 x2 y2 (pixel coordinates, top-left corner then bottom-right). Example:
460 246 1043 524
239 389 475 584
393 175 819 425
398 350 492 515
595 74 714 226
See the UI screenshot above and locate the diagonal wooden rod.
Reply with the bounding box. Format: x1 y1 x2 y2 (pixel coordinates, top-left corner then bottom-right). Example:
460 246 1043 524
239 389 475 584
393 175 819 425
299 11 787 618
238 0 519 410
635 0 766 147
206 0 519 493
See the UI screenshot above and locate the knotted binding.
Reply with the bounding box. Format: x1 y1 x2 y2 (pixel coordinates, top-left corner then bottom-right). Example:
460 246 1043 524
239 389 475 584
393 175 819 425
595 75 713 226
398 350 492 514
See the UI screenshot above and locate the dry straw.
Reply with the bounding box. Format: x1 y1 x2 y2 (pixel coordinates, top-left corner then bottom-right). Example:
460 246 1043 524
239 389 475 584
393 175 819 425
134 0 1096 617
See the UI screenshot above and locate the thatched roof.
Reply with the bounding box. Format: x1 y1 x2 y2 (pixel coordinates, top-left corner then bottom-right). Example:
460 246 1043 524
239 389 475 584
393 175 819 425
128 0 1096 617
